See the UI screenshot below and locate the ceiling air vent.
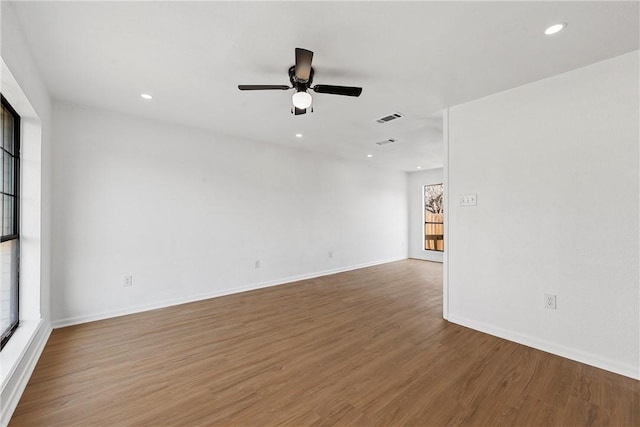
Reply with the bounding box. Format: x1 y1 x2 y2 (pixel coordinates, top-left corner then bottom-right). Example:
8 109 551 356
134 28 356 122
376 113 403 124
376 138 397 146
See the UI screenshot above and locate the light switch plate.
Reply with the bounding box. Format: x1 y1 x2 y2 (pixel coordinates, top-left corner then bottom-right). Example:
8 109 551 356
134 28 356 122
459 193 477 206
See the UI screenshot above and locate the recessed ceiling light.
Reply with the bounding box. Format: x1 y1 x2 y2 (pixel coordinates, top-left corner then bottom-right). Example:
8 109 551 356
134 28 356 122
367 154 373 158
295 133 303 138
417 166 422 169
544 23 567 35
141 93 153 100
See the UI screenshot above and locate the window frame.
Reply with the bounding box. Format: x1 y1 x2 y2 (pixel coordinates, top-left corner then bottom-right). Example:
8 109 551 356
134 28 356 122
1 94 21 350
424 183 444 252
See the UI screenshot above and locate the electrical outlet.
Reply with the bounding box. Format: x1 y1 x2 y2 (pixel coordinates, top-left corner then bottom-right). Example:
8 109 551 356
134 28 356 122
544 293 557 309
254 260 260 269
459 193 477 206
124 274 133 287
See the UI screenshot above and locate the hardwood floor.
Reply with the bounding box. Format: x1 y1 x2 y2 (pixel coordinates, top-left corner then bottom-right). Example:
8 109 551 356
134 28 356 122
10 260 640 426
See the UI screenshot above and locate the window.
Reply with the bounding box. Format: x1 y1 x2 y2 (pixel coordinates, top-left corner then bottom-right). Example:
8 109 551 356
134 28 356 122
424 183 443 252
1 95 20 350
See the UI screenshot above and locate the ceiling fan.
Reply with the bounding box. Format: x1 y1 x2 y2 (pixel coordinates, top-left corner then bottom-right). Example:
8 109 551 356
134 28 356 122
238 48 363 115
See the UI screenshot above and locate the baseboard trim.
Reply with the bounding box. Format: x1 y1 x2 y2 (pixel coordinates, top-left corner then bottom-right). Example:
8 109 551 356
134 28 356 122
52 256 408 329
1 319 52 427
448 314 639 380
409 251 444 263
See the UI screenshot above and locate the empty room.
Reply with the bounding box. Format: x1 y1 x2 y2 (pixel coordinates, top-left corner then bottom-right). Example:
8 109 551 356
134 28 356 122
1 1 639 426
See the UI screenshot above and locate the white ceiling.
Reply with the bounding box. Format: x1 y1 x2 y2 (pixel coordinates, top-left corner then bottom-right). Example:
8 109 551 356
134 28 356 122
8 1 639 172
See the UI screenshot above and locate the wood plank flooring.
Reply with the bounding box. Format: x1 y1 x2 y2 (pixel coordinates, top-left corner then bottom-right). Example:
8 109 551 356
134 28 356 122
10 260 640 426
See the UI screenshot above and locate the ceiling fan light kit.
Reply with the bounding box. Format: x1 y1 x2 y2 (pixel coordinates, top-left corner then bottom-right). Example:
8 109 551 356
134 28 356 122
292 91 312 109
238 48 363 115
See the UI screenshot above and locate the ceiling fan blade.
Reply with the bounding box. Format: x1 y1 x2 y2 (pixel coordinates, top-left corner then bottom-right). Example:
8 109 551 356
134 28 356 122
238 85 290 91
294 107 307 115
295 48 314 82
312 85 362 97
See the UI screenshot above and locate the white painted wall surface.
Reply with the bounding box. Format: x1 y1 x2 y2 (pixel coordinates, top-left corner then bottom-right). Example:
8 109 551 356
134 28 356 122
447 51 639 379
50 102 409 326
1 3 52 323
1 3 53 425
408 168 444 262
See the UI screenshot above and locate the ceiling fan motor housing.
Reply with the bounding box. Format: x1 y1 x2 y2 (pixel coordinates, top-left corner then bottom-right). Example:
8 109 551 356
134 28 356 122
289 65 314 91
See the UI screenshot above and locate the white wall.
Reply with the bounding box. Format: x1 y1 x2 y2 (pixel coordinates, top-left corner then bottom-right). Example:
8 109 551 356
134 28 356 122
446 51 639 379
408 168 443 262
1 2 53 426
50 102 408 326
1 3 52 322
